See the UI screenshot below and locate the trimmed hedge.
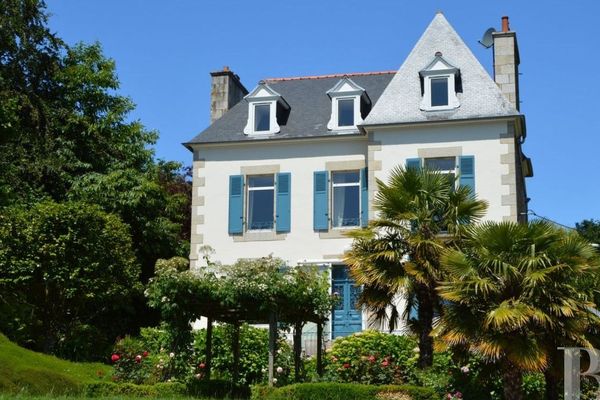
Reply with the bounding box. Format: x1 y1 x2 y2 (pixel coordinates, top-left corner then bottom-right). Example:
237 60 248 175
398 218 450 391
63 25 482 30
187 379 250 398
251 383 436 400
83 382 186 397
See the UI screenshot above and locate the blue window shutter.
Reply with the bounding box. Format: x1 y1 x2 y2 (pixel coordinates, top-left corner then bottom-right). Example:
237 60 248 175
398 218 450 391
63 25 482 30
276 172 291 233
459 156 475 196
313 171 329 230
406 158 421 170
228 175 244 234
360 167 368 227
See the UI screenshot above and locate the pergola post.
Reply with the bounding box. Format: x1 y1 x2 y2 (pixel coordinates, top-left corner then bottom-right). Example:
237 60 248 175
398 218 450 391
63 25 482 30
316 321 323 377
232 322 241 383
205 316 213 380
293 321 303 382
268 312 277 387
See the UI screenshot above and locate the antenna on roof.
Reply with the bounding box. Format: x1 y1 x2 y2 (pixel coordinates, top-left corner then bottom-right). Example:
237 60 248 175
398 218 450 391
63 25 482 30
478 27 496 48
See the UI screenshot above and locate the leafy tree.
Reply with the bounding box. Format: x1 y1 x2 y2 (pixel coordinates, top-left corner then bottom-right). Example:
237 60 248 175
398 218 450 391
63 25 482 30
0 201 141 360
435 221 600 400
344 165 487 368
576 219 600 248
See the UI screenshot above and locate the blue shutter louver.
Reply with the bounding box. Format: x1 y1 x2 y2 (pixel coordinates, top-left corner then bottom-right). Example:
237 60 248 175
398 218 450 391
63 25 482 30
228 175 244 234
276 172 291 233
406 158 422 170
313 171 329 230
360 167 368 227
459 155 475 197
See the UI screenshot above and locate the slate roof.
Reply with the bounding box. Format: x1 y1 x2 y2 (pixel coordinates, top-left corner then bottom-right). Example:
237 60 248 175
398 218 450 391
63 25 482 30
364 13 519 126
185 72 394 145
186 13 519 147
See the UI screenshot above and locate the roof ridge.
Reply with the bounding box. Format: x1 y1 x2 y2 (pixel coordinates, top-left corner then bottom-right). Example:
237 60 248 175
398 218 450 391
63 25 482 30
263 70 396 82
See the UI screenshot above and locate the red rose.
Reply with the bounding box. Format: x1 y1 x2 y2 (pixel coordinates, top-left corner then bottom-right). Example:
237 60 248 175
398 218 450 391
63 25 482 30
135 355 142 363
368 355 376 363
381 360 389 367
343 363 351 369
199 363 206 369
142 351 149 358
111 354 120 362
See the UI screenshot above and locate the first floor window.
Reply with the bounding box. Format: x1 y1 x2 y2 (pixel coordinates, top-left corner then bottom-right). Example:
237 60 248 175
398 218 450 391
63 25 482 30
247 175 274 230
332 170 360 227
430 77 449 107
424 157 456 188
254 104 270 132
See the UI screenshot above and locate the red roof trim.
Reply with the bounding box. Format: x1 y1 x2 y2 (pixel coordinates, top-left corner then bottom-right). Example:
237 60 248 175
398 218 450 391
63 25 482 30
263 70 397 82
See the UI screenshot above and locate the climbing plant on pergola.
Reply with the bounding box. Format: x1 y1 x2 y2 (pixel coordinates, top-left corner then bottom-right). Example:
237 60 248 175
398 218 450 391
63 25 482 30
146 256 335 385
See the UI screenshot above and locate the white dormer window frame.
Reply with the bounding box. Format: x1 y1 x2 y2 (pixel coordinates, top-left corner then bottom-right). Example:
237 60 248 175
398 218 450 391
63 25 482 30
243 82 290 136
419 53 460 112
326 77 370 132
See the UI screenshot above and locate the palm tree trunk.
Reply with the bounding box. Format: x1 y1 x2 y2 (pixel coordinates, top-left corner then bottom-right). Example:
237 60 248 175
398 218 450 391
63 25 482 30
544 369 559 400
502 363 523 400
416 283 434 368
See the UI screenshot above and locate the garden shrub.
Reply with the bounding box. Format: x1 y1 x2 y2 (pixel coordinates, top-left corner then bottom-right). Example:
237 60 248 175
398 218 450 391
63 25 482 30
325 330 418 384
83 381 186 397
187 378 250 398
251 383 436 400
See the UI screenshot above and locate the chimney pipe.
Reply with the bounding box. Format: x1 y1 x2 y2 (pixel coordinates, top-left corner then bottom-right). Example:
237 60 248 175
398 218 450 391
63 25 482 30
501 16 510 32
492 16 520 111
209 67 248 123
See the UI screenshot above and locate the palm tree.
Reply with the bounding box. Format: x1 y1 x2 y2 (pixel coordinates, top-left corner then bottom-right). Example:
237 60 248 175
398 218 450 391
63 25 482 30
435 221 600 400
344 165 487 368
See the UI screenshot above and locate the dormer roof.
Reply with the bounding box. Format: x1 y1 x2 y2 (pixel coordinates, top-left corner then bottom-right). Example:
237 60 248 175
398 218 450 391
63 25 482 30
245 81 290 109
364 12 519 127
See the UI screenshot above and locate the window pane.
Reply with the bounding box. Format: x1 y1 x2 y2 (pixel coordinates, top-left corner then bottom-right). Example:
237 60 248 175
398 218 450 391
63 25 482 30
248 175 274 188
338 99 354 127
425 157 455 171
332 171 360 184
254 104 270 131
333 185 360 227
248 188 274 230
431 78 449 107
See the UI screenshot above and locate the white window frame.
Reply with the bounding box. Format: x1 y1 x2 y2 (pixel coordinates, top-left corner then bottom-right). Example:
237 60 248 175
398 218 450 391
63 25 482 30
246 174 275 232
243 83 289 136
420 73 460 111
326 77 368 132
331 170 361 229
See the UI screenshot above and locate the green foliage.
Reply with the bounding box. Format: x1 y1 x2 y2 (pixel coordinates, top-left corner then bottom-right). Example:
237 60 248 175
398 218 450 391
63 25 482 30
0 332 110 395
0 201 141 360
82 381 186 397
576 219 600 246
186 379 250 399
111 336 156 385
192 324 293 385
325 331 417 384
251 383 436 400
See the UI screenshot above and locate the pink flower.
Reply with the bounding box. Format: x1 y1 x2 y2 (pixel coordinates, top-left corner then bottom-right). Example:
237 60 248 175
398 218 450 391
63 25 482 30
455 392 463 399
142 351 149 358
381 360 389 367
343 363 351 369
199 363 206 369
135 355 142 363
368 355 376 363
111 354 120 363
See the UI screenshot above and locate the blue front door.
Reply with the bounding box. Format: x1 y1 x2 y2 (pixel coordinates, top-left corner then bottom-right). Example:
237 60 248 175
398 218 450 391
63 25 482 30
332 265 362 339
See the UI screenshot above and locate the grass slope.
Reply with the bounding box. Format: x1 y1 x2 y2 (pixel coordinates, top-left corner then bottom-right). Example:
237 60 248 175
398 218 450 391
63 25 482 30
0 333 111 395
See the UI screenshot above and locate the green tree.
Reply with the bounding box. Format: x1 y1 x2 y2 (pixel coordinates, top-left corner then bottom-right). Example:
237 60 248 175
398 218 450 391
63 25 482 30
576 219 600 248
435 221 600 400
344 165 488 368
0 201 141 360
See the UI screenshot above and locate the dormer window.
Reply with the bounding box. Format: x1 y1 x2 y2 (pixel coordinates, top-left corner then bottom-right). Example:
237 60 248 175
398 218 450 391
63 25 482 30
327 77 371 132
419 52 461 111
243 82 290 136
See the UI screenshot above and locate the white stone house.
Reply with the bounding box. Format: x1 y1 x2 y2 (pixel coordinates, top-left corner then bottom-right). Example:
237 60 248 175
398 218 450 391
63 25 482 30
184 13 532 344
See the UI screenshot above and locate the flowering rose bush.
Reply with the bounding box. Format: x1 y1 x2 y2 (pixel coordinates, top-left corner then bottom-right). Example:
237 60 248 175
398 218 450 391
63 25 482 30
111 336 154 384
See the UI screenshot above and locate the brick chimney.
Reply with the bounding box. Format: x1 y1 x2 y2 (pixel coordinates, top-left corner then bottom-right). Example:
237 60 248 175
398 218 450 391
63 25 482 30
492 16 520 111
210 66 248 123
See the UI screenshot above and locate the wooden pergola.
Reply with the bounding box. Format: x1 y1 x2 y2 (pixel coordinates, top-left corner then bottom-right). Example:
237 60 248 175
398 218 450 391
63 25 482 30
197 303 327 386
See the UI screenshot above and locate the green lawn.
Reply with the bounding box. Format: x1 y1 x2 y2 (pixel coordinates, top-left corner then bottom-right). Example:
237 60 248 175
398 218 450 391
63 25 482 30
0 333 110 395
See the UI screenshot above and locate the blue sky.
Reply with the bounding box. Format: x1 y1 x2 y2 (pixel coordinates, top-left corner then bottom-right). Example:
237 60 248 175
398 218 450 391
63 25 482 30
45 0 599 227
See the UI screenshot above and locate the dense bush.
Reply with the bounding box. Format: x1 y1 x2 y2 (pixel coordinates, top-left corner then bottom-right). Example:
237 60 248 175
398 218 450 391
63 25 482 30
325 330 418 384
187 379 250 398
251 383 436 400
0 201 141 361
